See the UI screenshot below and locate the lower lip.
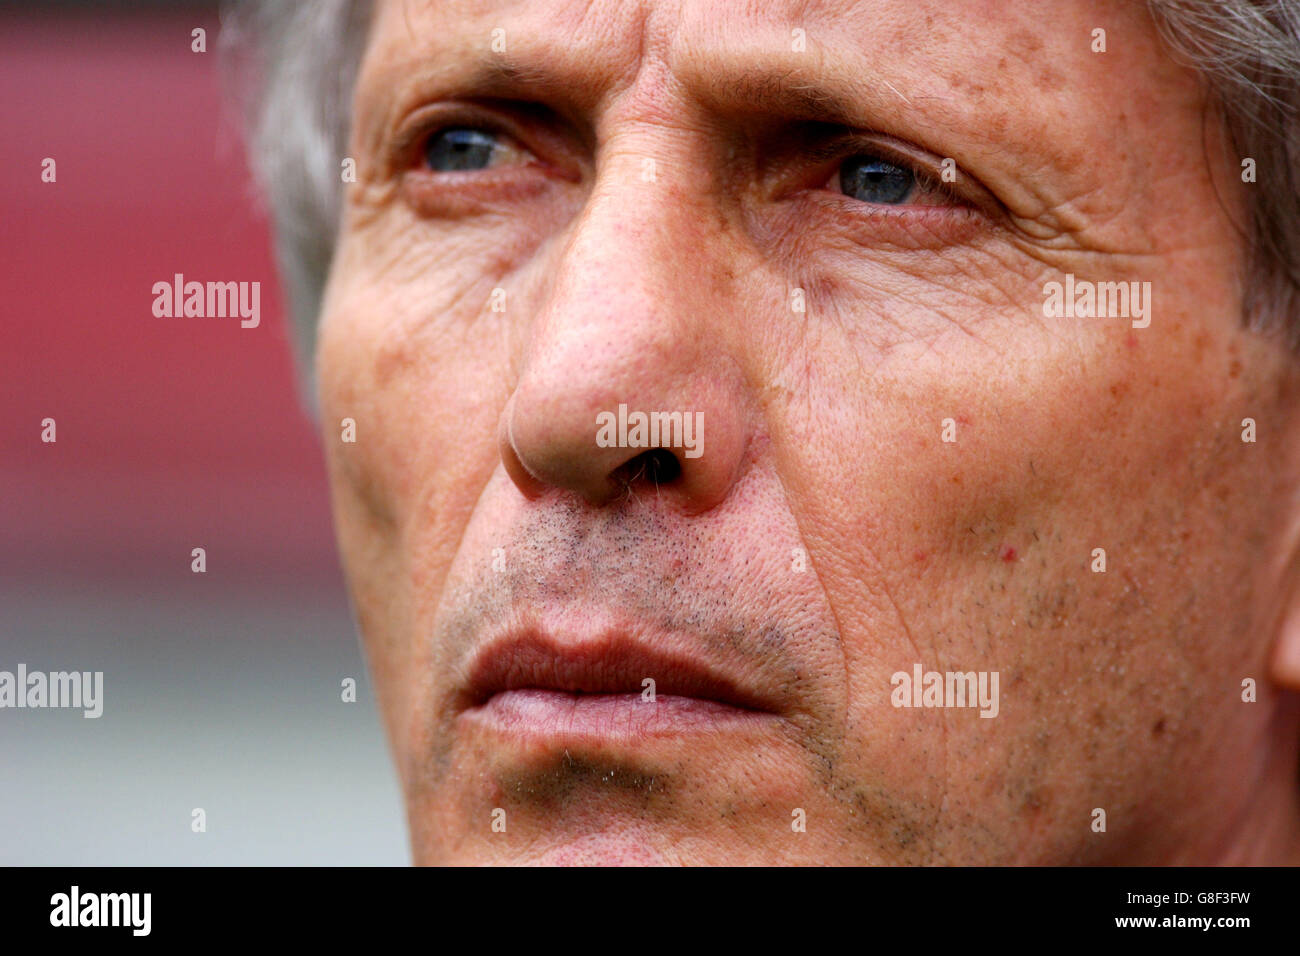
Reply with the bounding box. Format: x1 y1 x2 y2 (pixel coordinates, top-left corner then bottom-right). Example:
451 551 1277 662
461 688 773 742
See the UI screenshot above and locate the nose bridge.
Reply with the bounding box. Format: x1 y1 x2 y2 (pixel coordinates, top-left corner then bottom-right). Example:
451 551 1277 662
555 134 691 340
526 132 702 396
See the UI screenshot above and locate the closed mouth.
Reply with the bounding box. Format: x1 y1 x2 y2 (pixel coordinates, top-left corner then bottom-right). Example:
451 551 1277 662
454 629 783 738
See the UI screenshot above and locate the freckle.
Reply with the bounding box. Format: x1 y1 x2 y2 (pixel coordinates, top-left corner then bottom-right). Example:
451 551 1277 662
1229 358 1242 379
1152 718 1165 736
1036 68 1065 92
1011 29 1044 58
1000 545 1017 562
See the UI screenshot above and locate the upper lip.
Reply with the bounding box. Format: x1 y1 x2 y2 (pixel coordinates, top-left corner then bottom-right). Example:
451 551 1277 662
457 629 779 714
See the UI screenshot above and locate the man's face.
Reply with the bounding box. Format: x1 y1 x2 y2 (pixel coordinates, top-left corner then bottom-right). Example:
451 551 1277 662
316 0 1300 863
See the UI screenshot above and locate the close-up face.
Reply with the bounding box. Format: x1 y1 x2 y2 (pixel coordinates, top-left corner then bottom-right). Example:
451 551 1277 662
314 0 1300 864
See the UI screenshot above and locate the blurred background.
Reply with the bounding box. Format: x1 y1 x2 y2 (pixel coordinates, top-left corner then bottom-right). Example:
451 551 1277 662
0 1 407 863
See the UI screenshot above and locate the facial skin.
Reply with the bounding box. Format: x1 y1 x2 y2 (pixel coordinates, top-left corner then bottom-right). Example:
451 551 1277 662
315 0 1300 864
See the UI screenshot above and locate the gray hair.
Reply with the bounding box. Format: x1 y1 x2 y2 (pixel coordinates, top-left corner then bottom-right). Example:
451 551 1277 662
219 0 372 400
222 0 1300 383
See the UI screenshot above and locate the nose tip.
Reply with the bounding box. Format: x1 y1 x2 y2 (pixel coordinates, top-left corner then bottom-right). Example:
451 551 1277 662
498 388 740 512
498 396 688 506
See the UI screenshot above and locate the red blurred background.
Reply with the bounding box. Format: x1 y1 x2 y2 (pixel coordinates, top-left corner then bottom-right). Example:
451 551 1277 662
1 5 334 585
1 3 404 864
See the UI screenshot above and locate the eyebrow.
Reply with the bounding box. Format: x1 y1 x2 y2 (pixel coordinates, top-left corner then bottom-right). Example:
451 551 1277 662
476 57 554 92
698 68 870 125
443 55 585 106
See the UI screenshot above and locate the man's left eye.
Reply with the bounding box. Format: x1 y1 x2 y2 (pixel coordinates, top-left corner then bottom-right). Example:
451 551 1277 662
837 155 917 205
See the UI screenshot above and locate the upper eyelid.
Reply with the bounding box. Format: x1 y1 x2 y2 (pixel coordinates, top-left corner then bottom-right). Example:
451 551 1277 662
810 137 945 187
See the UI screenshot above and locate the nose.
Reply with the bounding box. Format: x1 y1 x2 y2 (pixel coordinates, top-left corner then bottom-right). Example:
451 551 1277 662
499 152 750 514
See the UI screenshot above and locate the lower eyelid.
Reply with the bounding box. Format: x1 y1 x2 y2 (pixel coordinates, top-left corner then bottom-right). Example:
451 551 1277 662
794 190 986 247
401 165 557 217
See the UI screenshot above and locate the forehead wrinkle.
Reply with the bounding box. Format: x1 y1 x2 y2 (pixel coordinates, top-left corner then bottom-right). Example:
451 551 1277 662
362 0 669 131
661 24 997 158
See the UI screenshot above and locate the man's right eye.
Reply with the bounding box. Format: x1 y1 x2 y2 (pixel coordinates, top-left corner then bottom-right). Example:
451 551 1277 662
423 127 521 172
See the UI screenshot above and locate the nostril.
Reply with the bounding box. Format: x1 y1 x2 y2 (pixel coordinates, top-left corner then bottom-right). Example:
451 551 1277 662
644 448 682 484
610 448 682 492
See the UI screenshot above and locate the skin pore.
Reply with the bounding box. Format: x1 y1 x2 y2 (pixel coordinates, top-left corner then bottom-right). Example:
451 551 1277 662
315 0 1300 864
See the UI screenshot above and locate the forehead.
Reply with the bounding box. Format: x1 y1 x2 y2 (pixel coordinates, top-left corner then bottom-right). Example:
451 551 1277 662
361 0 1159 109
369 0 1126 46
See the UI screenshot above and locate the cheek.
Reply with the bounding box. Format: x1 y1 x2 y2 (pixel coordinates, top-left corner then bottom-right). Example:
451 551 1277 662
314 291 417 756
314 248 529 755
316 235 514 524
774 299 1268 855
788 306 1255 633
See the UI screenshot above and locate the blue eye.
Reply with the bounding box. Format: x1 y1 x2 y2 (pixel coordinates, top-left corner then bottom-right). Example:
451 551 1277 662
424 127 501 172
839 155 915 204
